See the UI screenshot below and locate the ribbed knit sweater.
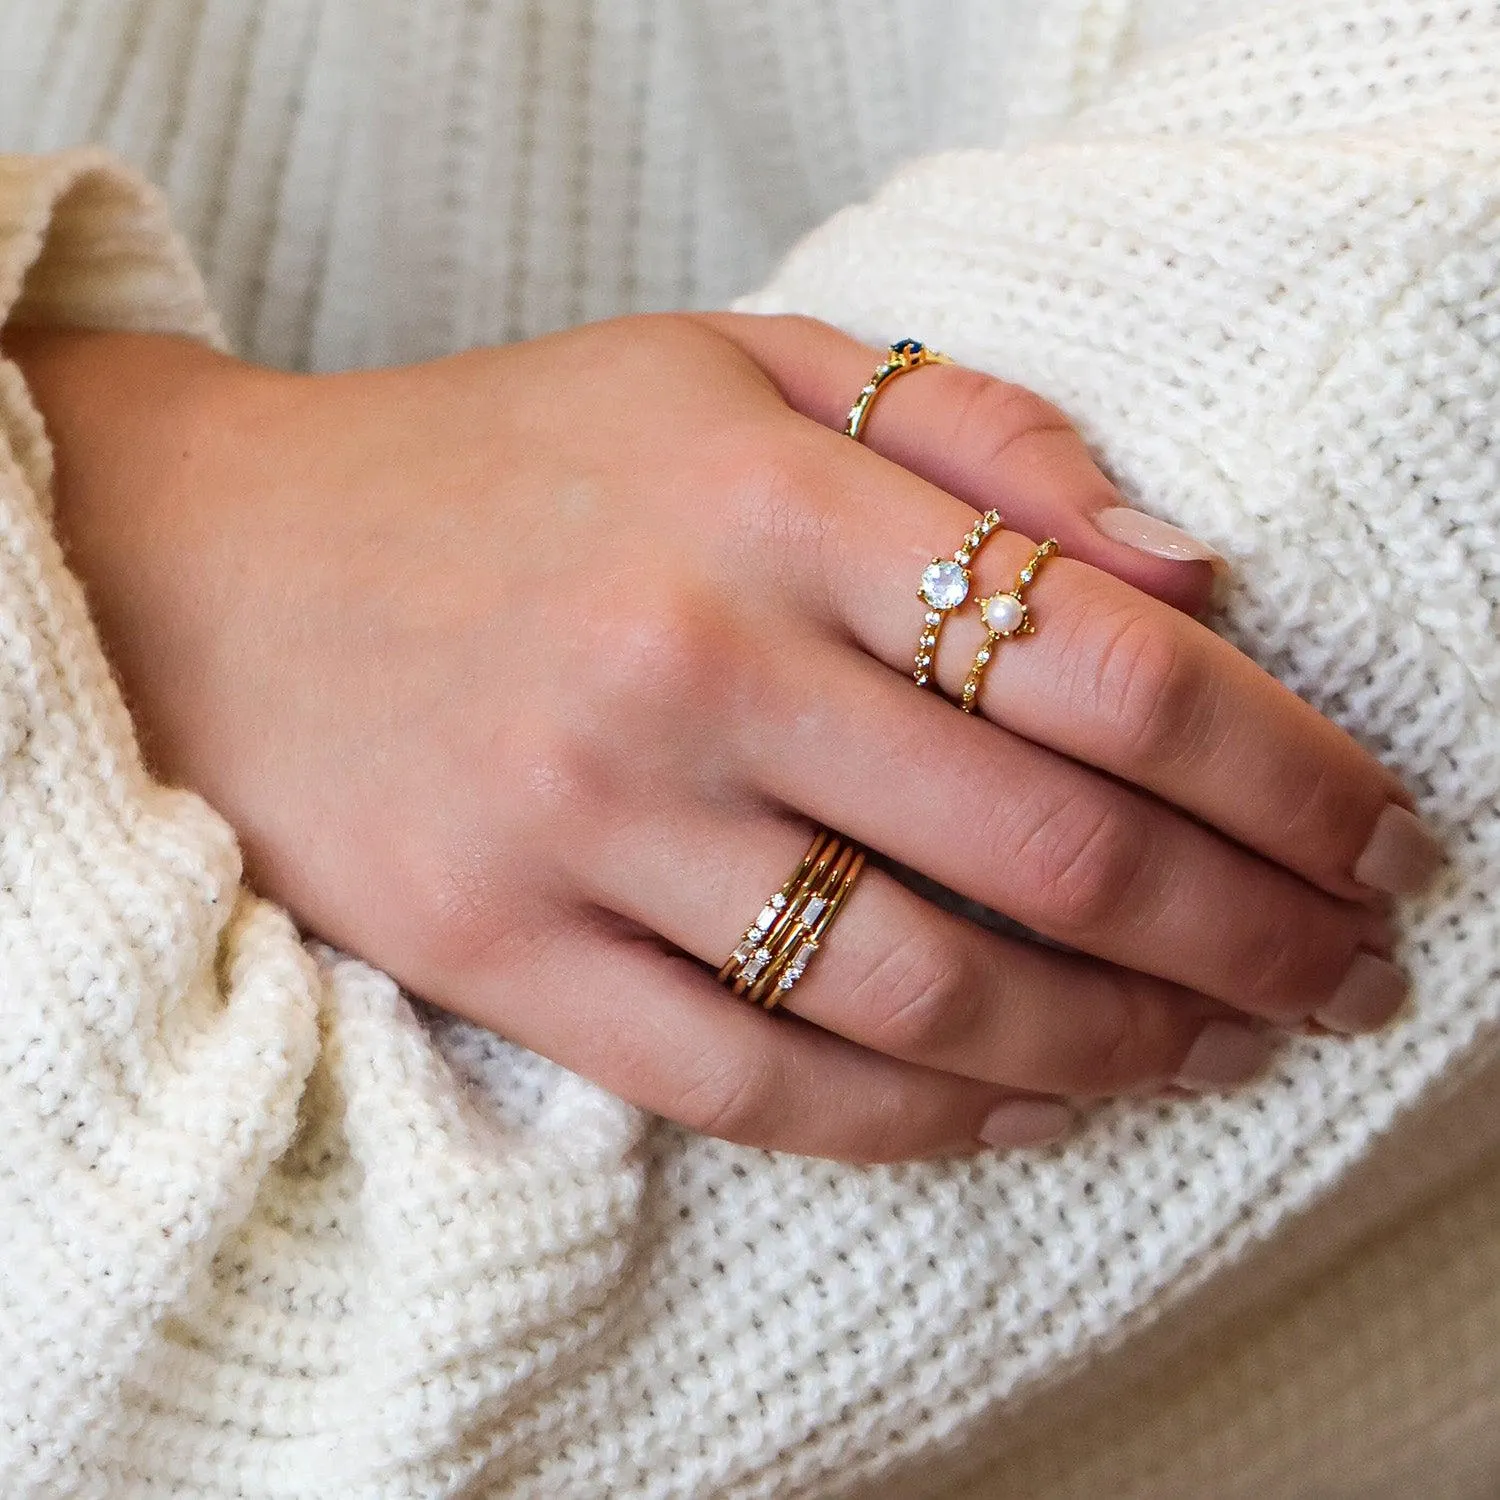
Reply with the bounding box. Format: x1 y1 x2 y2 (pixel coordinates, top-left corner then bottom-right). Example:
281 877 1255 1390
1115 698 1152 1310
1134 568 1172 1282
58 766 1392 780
1 3 1498 1497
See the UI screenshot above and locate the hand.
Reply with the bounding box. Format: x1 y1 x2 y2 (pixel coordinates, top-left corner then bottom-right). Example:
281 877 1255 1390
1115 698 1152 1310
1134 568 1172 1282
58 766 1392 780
9 314 1435 1161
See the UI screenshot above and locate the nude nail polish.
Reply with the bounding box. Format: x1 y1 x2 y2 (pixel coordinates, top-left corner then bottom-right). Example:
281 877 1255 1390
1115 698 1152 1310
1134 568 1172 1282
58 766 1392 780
1354 805 1444 898
978 1100 1078 1150
1174 1022 1277 1091
1092 507 1227 570
1314 952 1410 1035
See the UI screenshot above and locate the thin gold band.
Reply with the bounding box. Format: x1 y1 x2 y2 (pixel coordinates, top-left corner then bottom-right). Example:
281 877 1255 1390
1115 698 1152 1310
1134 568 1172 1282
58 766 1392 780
961 539 1061 713
843 339 954 441
718 830 866 1009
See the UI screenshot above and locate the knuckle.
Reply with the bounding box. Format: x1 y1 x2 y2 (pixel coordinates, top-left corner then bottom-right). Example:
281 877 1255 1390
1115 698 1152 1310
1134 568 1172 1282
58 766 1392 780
1011 792 1147 936
946 372 1074 472
669 1051 780 1143
575 578 742 724
857 931 980 1057
1068 985 1142 1095
708 428 844 595
1233 913 1319 1016
1091 608 1216 773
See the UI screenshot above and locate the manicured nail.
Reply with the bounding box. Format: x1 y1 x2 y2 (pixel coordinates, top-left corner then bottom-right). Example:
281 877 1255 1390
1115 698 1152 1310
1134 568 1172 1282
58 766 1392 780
1093 507 1227 570
1354 804 1444 897
1175 1022 1277 1091
1314 952 1410 1035
978 1099 1078 1150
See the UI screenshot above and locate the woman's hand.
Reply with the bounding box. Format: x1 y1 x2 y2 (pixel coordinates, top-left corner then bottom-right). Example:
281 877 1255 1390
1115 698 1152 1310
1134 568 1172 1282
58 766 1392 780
8 314 1437 1161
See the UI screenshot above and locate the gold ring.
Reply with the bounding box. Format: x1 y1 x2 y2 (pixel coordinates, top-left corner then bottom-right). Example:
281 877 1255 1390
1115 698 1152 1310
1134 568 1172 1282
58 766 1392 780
719 830 866 1010
961 539 1060 713
914 509 1005 689
843 339 953 441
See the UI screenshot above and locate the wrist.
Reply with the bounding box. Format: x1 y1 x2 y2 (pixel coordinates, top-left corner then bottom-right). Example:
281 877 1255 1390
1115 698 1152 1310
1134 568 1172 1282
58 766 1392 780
2 328 289 769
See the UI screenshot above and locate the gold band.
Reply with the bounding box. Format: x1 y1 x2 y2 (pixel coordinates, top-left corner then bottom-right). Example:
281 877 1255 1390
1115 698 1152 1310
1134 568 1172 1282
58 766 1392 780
719 830 866 1010
843 339 954 441
961 539 1060 713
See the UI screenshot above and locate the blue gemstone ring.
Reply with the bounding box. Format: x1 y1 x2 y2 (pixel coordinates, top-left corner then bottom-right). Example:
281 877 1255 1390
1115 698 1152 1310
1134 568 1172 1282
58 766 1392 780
842 339 954 441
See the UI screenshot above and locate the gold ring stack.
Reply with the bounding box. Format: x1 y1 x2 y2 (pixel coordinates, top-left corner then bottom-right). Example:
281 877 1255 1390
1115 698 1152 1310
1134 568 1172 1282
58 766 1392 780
843 339 953 441
913 509 1005 688
718 830 866 1010
961 538 1060 713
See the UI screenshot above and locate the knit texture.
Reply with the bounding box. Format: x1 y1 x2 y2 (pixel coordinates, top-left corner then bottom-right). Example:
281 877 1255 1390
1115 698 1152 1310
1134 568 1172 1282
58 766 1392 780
1 2 1498 1497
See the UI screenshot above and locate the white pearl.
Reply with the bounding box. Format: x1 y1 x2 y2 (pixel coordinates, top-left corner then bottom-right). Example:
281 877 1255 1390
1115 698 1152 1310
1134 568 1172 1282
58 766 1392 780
983 593 1026 635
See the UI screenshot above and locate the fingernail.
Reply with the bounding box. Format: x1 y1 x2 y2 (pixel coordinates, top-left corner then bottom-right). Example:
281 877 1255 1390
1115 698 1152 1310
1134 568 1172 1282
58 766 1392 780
1175 1022 1277 1091
978 1099 1078 1150
1354 804 1444 897
1314 952 1410 1035
1092 507 1227 571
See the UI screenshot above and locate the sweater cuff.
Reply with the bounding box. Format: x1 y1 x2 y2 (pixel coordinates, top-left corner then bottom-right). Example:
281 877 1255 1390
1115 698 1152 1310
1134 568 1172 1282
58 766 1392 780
0 148 220 343
0 148 224 515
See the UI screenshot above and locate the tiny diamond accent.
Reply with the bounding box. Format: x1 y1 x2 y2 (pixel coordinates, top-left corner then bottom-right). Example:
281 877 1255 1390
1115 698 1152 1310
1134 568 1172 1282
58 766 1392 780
1020 568 1034 584
976 648 991 665
925 611 942 626
955 550 972 565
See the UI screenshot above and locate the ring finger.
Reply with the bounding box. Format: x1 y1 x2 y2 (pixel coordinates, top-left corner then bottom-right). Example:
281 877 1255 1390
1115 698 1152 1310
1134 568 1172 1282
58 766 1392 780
574 812 1276 1100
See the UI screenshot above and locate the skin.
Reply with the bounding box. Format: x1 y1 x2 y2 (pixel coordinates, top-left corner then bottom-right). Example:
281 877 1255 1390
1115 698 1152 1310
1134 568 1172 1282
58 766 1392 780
5 312 1407 1162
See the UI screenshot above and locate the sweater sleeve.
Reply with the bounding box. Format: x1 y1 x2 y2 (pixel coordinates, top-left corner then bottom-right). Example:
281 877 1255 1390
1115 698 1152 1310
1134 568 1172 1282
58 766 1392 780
2 9 1498 1488
0 149 322 1491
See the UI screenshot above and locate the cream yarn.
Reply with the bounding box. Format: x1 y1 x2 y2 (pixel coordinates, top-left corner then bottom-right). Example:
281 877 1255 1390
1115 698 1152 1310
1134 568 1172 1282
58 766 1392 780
1 2 1498 1496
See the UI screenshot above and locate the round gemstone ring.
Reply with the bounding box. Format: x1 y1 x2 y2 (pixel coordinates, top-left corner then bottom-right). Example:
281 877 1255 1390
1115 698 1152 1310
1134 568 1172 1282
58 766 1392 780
913 510 1005 689
843 338 954 442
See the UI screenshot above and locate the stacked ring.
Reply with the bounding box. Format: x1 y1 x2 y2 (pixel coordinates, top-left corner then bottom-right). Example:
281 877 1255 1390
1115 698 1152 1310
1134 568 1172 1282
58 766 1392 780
718 830 867 1010
914 508 1005 688
843 338 953 441
961 538 1061 713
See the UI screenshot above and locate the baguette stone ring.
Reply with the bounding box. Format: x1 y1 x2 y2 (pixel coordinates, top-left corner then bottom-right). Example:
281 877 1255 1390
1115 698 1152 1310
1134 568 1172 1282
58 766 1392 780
718 830 866 1010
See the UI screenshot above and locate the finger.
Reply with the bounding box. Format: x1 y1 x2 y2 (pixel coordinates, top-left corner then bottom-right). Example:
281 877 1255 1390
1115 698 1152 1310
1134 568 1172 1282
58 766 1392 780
575 812 1276 1099
758 420 1428 907
695 310 1221 617
444 919 1076 1162
739 639 1402 1032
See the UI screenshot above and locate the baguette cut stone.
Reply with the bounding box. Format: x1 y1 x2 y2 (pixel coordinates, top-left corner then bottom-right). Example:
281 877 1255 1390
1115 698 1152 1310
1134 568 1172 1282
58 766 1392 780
800 895 828 926
779 939 819 989
921 562 968 610
741 949 772 983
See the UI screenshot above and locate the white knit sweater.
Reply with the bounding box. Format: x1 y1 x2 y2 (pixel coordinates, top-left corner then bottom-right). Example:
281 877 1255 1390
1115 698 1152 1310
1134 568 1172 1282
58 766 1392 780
1 3 1498 1497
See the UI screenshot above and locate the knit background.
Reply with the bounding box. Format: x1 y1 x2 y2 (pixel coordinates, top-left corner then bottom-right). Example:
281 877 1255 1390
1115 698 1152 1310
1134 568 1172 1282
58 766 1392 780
1 2 1498 1497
